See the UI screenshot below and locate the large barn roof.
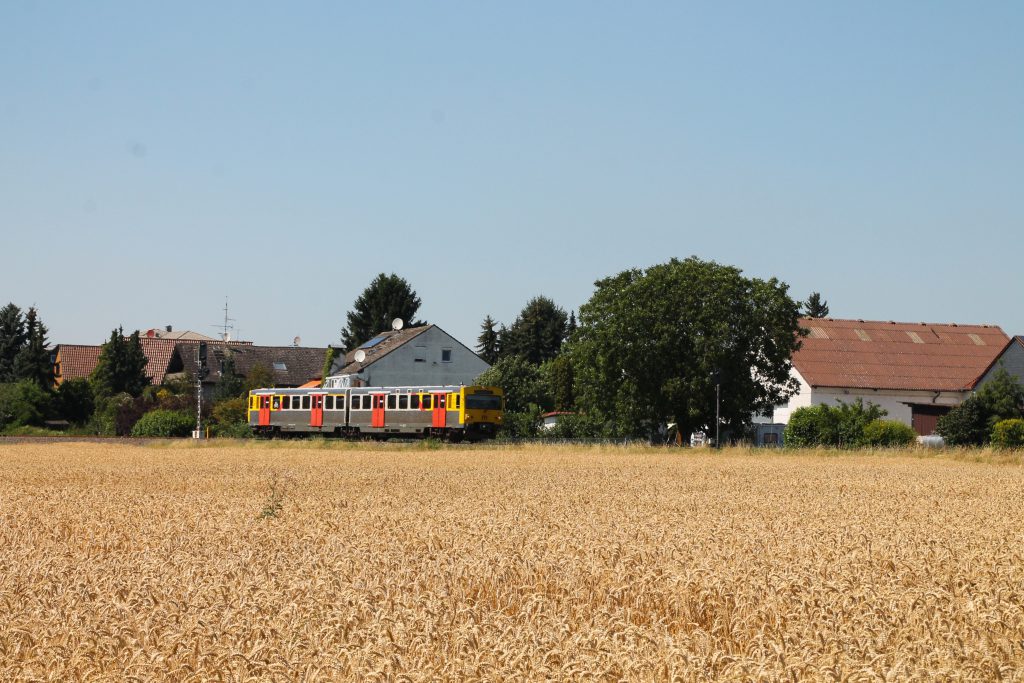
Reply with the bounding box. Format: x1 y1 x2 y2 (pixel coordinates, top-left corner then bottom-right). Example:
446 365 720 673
793 317 1008 392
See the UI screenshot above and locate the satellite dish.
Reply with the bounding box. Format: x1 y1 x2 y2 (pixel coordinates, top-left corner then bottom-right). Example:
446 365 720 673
224 332 231 342
293 336 301 347
392 318 404 331
354 349 367 363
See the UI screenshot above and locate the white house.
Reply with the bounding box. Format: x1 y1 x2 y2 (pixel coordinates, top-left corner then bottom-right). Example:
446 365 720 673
771 318 1008 436
324 324 489 389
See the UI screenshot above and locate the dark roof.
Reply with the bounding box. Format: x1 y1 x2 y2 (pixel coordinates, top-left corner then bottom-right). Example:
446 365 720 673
172 343 328 387
793 317 1009 392
330 325 434 375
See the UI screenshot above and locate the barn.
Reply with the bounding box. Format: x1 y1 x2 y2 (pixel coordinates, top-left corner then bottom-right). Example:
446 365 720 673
771 318 1009 436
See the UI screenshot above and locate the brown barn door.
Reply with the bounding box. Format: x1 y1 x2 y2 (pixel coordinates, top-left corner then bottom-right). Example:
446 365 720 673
310 394 324 427
911 404 950 436
372 394 386 428
432 393 447 428
258 396 271 426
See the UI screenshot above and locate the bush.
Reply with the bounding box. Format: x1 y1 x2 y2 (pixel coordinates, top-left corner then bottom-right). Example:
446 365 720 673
212 397 248 425
862 419 917 447
784 399 887 448
498 406 543 439
0 380 55 430
936 396 988 446
543 412 606 439
131 409 194 437
211 420 252 438
991 419 1024 449
57 378 95 424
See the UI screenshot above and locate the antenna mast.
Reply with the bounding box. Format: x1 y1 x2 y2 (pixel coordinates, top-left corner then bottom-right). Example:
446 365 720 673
213 296 237 342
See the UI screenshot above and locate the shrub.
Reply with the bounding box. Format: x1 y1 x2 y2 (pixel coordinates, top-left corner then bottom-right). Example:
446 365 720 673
862 420 917 447
498 406 543 439
57 378 95 424
211 421 252 439
543 412 606 439
212 397 248 425
991 419 1024 449
784 399 887 448
0 380 55 430
131 409 194 437
936 396 988 446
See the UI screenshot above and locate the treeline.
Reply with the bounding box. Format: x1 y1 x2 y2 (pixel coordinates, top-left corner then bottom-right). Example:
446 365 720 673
0 304 271 437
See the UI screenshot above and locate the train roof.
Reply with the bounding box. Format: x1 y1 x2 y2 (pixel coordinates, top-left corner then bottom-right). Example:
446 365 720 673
249 384 500 395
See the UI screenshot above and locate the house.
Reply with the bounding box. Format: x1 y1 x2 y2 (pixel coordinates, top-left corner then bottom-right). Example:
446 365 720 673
166 342 328 400
53 338 185 388
771 318 1009 436
324 325 489 389
143 326 220 341
974 336 1024 389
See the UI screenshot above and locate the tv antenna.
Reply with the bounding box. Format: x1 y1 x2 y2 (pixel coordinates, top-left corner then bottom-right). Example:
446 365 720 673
293 336 302 347
211 296 236 342
392 318 404 331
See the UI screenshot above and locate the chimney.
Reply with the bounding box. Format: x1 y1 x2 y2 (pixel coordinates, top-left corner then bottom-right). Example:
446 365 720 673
165 325 172 332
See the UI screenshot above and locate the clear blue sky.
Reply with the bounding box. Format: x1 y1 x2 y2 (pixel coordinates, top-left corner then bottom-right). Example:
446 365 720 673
3 2 1022 348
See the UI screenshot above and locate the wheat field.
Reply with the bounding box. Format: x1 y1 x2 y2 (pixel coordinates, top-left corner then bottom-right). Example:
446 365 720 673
1 442 1022 681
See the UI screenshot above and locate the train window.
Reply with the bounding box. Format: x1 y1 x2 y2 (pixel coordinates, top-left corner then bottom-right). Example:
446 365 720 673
325 396 334 410
352 395 362 410
410 394 419 410
422 395 432 410
272 397 280 410
337 396 345 410
455 395 461 409
387 395 396 410
302 395 310 410
399 394 408 410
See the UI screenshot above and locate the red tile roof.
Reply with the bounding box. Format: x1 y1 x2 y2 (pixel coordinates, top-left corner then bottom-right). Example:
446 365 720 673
54 345 102 384
793 318 1009 392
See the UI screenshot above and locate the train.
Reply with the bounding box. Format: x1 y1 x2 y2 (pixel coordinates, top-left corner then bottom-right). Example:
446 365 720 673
247 384 504 441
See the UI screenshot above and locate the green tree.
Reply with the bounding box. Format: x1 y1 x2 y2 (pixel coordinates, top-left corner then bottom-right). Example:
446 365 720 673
321 345 340 384
938 368 1024 445
91 327 150 399
804 292 830 318
0 303 26 382
341 273 425 350
566 310 578 339
57 378 95 424
475 355 551 414
245 362 276 392
14 307 53 389
542 355 575 411
936 395 987 446
0 380 54 430
500 296 567 365
213 351 245 401
476 315 500 365
570 257 803 441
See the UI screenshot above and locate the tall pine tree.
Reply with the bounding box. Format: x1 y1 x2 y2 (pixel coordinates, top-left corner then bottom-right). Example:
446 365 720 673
804 292 830 318
500 296 568 365
341 273 425 351
476 315 500 365
14 307 53 389
92 327 150 398
0 303 26 382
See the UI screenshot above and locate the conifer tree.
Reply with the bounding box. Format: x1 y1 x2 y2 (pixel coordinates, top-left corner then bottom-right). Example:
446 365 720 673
476 315 500 365
14 307 53 389
500 296 568 365
341 273 425 351
91 327 150 398
804 292 830 318
0 303 26 382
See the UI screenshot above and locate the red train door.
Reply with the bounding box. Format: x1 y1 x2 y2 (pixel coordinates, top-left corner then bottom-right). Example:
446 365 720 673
310 394 323 428
372 394 386 427
432 393 447 428
258 395 271 426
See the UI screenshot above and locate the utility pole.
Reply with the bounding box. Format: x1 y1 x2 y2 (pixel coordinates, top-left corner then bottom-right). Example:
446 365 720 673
194 342 208 439
711 368 721 449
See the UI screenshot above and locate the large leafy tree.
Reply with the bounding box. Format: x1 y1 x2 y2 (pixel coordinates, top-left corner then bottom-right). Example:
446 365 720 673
804 292 830 318
91 327 150 398
476 315 500 365
569 257 804 441
475 355 551 414
500 296 568 365
14 307 53 389
341 273 425 350
937 368 1024 445
0 303 26 382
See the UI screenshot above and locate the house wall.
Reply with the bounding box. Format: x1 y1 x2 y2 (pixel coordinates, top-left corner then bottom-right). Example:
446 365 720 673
975 341 1024 388
772 368 966 427
350 327 489 387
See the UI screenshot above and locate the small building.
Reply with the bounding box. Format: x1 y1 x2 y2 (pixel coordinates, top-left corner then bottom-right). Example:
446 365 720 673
974 336 1024 389
167 342 328 400
325 325 489 389
771 318 1009 436
53 338 186 388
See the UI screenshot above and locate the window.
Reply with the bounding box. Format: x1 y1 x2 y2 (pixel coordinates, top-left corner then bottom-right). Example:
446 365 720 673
455 395 460 409
337 395 345 410
302 396 310 410
387 395 396 410
325 396 334 410
410 394 419 410
353 395 363 410
272 397 280 410
422 395 432 410
414 345 426 363
466 394 502 410
273 361 287 371
399 394 408 410
441 348 452 362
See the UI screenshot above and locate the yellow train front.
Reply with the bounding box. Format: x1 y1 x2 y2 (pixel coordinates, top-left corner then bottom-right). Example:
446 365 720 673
248 385 503 441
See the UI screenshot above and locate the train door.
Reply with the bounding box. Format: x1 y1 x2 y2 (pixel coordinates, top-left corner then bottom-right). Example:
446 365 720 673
372 394 386 428
310 394 324 428
258 395 271 426
432 393 447 428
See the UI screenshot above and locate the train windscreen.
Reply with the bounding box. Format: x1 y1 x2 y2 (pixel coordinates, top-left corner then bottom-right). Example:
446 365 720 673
466 394 502 410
